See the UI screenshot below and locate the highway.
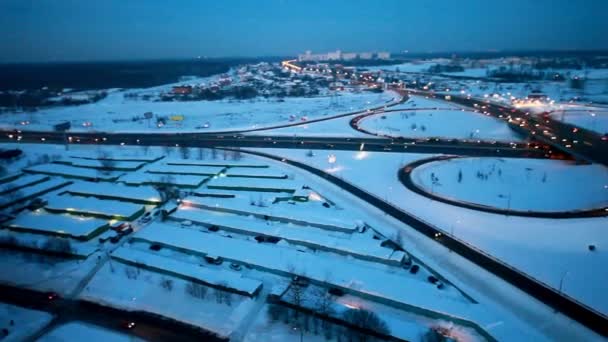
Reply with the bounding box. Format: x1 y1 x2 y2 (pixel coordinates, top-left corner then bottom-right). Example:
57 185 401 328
411 90 608 166
1 129 552 159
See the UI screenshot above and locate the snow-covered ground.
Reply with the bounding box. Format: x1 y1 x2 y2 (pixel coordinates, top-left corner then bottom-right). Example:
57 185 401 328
0 142 604 341
253 148 608 323
411 157 608 212
247 94 463 137
357 109 523 141
80 261 253 338
38 322 143 342
0 303 53 342
0 88 396 133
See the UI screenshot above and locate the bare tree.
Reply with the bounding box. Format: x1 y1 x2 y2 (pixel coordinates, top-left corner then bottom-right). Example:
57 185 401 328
159 277 174 291
342 308 390 341
179 146 190 159
185 282 208 299
97 151 115 175
154 175 178 203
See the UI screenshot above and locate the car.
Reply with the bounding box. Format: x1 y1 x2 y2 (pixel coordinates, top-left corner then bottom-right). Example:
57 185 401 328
292 275 310 287
409 264 420 274
204 255 223 265
111 221 129 232
45 292 59 301
118 227 133 236
110 234 122 244
181 220 193 227
230 263 242 271
121 321 136 330
149 244 162 251
427 275 439 284
328 287 345 297
139 216 151 224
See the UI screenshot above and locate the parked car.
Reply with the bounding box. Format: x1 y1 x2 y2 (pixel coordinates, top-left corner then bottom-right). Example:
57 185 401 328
45 292 59 301
409 264 420 274
110 221 129 232
181 220 193 227
149 244 162 251
109 234 122 244
328 287 345 297
230 263 242 271
204 255 223 265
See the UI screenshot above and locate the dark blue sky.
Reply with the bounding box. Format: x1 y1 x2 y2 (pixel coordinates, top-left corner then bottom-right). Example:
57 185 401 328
2 0 607 62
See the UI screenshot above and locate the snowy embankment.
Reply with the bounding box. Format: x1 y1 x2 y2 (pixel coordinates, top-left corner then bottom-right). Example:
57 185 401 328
112 247 262 296
0 179 70 209
410 157 608 212
253 148 608 321
357 109 523 142
44 194 144 220
55 158 146 171
24 163 121 181
171 206 401 264
145 163 225 176
65 181 162 204
182 195 358 233
6 210 108 240
0 303 53 342
0 88 395 133
0 174 48 195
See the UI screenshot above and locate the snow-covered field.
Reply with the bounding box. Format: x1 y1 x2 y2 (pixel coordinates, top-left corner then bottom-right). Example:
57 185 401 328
0 89 396 133
411 157 608 212
358 109 523 141
0 303 53 342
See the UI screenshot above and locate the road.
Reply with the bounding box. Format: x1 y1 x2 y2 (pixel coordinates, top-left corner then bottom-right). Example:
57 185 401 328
410 89 608 166
1 129 553 159
398 155 608 219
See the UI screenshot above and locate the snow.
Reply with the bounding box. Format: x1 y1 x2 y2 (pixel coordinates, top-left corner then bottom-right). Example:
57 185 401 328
171 206 399 264
80 261 253 338
0 303 53 342
182 195 358 232
224 168 287 179
411 157 608 212
65 181 161 204
0 178 70 209
0 248 100 294
39 322 142 342
0 174 48 194
254 148 608 318
112 246 263 296
132 222 492 327
24 163 121 181
56 158 146 171
6 210 108 240
357 109 524 141
119 172 208 188
44 194 144 220
205 176 296 192
0 89 395 133
548 106 608 135
145 163 225 176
